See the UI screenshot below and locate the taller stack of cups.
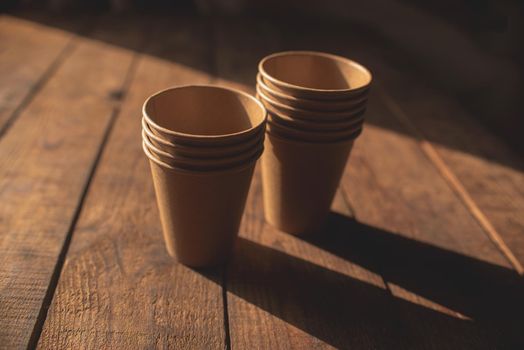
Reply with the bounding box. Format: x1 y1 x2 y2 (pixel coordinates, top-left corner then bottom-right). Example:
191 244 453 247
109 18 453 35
257 51 372 234
142 85 266 267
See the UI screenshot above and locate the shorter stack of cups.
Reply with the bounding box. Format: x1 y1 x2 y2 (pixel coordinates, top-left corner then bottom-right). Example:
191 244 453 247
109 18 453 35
257 51 372 234
142 85 266 267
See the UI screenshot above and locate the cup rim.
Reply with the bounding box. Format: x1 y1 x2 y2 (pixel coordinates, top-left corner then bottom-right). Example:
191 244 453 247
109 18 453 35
256 73 368 108
266 128 360 145
257 88 366 120
143 84 267 140
142 129 263 163
267 118 362 140
267 113 364 135
258 51 372 94
143 140 260 174
264 100 365 130
142 116 263 151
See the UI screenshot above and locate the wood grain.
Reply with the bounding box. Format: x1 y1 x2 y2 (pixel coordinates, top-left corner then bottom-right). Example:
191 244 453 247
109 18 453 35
339 91 524 347
38 18 226 349
228 173 413 349
275 20 524 346
0 17 141 350
375 72 524 271
1 13 522 349
216 19 409 349
297 19 524 272
0 14 81 134
223 18 524 348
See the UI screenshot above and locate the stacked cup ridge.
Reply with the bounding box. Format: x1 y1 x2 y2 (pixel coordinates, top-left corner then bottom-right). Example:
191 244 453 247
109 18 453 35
257 51 372 234
142 85 266 267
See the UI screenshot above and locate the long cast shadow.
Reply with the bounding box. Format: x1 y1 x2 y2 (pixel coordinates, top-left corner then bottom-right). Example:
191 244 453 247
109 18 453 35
196 209 524 348
298 212 524 347
5 4 524 349
217 236 516 349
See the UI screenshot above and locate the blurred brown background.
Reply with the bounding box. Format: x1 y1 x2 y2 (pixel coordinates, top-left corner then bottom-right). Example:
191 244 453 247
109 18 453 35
2 0 523 154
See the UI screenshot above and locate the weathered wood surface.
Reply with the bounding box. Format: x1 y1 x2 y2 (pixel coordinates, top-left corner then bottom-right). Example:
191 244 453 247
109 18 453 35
261 18 522 276
215 20 395 349
286 19 524 272
339 94 524 348
0 13 522 350
376 72 524 272
38 18 226 349
284 20 524 347
0 17 141 350
0 14 79 133
219 19 524 349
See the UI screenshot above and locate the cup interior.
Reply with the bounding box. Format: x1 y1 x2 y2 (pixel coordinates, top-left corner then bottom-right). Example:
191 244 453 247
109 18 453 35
260 51 372 92
144 85 266 138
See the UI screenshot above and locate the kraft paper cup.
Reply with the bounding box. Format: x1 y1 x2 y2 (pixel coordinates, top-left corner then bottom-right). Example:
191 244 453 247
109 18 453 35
257 88 367 122
259 51 372 100
142 117 264 159
257 74 368 111
143 141 258 267
143 131 264 172
143 85 266 147
265 102 365 132
266 119 363 143
266 119 362 143
261 132 355 234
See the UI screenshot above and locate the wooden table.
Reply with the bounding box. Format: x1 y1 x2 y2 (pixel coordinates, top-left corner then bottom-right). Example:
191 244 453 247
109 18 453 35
1 12 523 350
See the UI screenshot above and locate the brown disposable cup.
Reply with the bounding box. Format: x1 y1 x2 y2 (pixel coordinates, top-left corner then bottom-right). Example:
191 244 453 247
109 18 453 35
257 74 368 111
261 132 355 234
266 119 362 143
265 102 365 132
143 132 264 172
143 117 264 159
143 85 266 146
257 88 367 122
143 142 258 267
259 51 372 100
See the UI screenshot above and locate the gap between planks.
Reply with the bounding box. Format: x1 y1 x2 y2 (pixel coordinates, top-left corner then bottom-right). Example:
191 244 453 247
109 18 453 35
221 266 232 350
0 16 92 139
338 186 404 310
376 84 524 275
26 36 145 350
207 16 234 350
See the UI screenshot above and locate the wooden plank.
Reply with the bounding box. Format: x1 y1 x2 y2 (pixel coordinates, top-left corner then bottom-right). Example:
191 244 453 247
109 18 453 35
276 20 524 347
228 175 415 349
293 19 524 272
375 68 524 272
216 18 420 349
38 17 226 349
230 173 515 348
338 93 523 348
218 18 524 348
0 14 80 134
320 22 524 330
0 16 142 350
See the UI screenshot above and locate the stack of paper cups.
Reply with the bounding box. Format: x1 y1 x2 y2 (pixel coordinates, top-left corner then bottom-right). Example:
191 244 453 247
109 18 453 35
142 85 266 266
257 51 372 234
